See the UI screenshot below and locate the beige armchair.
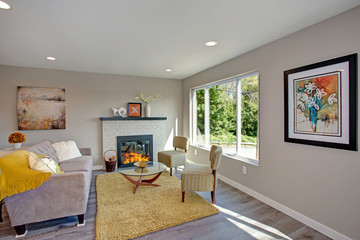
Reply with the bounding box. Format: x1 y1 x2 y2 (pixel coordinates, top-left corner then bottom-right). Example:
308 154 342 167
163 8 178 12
181 145 222 204
158 136 189 176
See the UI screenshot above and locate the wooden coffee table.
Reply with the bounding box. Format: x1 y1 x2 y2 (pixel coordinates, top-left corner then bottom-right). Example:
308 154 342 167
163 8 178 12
118 162 166 194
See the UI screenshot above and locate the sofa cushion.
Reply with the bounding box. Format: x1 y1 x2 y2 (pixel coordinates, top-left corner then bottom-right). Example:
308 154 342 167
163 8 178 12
52 141 82 162
28 152 64 174
26 140 60 164
59 156 92 173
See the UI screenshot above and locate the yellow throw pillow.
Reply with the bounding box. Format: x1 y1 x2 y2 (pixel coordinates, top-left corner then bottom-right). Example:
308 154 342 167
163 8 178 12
28 152 64 174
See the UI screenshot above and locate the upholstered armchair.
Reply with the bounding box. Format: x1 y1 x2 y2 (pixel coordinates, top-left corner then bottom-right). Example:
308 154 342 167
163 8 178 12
158 136 189 176
181 145 222 204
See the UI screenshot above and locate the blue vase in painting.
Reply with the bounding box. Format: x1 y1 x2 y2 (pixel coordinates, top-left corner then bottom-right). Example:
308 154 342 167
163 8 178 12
309 107 318 132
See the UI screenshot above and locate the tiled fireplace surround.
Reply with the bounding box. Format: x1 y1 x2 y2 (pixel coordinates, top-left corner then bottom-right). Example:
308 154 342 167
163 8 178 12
101 117 167 164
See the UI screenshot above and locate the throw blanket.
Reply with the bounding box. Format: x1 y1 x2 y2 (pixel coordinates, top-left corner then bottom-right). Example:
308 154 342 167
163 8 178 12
0 150 52 200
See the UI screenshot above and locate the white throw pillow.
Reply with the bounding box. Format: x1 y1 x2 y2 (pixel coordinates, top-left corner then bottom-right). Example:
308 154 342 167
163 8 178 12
28 152 64 174
52 140 82 162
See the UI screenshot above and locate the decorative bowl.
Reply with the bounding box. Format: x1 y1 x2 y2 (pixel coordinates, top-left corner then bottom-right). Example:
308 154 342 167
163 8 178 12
134 161 148 168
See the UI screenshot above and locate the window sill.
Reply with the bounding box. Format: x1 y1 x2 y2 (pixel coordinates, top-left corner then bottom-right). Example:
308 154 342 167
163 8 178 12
190 144 259 166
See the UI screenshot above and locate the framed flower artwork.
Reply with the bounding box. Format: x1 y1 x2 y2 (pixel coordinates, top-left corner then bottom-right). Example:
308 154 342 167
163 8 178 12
128 102 142 117
284 53 357 150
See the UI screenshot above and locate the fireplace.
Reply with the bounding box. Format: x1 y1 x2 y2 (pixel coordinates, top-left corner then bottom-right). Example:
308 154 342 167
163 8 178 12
117 135 153 166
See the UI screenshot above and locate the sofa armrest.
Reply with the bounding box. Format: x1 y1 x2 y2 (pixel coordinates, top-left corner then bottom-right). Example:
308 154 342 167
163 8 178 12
79 148 91 156
5 172 90 226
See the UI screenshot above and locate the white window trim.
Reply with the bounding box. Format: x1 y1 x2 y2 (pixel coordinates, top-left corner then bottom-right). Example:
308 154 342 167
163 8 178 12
190 143 259 166
190 71 260 164
204 87 210 146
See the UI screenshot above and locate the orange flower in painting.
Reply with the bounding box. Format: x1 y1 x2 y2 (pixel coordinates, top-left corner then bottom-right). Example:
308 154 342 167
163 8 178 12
8 132 26 143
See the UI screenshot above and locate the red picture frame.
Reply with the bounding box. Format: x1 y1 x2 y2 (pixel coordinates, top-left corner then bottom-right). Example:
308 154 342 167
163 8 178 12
128 102 142 117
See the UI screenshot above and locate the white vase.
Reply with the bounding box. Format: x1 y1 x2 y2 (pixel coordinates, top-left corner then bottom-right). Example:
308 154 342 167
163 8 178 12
145 104 151 117
13 143 22 150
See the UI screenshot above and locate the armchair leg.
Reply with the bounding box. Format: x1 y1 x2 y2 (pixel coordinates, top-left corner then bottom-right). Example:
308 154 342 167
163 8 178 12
182 191 185 202
170 168 173 176
211 191 215 204
14 225 27 238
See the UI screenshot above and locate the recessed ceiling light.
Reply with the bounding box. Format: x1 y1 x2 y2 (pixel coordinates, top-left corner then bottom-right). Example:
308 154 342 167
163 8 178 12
0 1 11 10
205 41 218 47
165 68 172 72
46 56 56 61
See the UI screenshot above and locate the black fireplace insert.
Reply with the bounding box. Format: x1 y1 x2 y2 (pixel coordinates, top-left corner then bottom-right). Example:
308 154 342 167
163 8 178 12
116 135 153 166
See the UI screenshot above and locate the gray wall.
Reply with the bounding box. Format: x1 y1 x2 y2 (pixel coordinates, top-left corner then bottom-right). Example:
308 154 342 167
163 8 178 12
182 6 360 239
0 66 182 166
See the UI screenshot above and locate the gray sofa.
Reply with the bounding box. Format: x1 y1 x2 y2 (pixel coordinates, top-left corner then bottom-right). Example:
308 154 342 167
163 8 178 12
4 140 93 237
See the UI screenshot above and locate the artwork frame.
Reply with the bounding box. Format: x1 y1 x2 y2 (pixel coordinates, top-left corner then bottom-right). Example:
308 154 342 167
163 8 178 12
127 102 142 117
284 53 357 151
17 86 66 130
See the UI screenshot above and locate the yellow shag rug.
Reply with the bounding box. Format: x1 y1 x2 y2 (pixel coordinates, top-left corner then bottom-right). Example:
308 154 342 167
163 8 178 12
95 171 219 240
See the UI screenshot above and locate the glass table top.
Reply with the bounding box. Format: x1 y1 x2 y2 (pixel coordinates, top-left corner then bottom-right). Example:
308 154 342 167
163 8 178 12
118 161 166 176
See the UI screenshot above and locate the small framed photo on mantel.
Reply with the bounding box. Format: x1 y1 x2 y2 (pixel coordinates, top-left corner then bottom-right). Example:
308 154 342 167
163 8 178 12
284 53 357 151
128 102 142 117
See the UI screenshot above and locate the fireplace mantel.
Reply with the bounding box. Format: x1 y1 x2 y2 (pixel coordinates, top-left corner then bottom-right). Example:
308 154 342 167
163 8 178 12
100 117 167 121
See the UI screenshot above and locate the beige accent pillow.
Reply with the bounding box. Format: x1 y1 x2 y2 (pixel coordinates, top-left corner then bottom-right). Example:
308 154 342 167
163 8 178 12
28 152 64 174
52 140 82 162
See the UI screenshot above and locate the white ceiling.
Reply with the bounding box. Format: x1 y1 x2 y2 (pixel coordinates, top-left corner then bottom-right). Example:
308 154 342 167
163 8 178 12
0 0 359 80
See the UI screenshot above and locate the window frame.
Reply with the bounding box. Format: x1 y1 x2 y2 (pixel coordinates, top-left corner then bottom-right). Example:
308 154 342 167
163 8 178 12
190 71 260 164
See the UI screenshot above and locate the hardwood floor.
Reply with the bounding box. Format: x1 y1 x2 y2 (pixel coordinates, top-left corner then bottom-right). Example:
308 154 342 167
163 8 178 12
0 169 331 240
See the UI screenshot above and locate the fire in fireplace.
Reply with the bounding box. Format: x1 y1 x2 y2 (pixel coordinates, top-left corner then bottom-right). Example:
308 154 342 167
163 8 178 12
117 135 153 166
123 152 150 164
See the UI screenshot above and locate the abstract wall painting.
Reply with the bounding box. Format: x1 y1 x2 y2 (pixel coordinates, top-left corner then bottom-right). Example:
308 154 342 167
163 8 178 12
284 54 357 150
17 86 66 130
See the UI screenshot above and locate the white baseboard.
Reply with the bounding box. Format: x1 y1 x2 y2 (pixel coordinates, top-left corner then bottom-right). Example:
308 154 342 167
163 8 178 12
93 165 103 170
218 174 350 240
